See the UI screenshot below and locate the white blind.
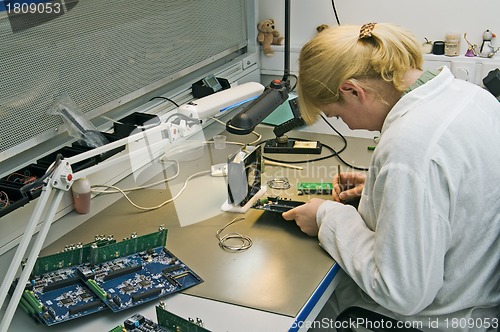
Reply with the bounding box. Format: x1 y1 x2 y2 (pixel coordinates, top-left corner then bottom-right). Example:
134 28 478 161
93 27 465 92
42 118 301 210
0 0 247 155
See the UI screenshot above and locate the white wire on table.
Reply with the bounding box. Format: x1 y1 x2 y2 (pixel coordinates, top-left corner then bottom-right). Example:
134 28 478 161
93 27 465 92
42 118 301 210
216 217 253 252
91 159 210 211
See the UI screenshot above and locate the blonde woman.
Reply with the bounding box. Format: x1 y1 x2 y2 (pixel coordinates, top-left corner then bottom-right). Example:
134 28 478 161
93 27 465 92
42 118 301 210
283 23 500 331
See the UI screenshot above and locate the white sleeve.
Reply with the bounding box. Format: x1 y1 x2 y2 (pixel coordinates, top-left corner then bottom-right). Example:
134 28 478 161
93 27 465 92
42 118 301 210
316 163 451 316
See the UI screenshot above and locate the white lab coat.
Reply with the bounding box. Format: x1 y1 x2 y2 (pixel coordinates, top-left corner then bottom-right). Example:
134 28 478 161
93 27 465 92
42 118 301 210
316 66 500 331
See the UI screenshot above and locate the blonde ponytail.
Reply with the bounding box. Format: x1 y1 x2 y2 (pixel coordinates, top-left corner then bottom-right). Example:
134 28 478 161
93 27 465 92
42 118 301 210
297 23 423 124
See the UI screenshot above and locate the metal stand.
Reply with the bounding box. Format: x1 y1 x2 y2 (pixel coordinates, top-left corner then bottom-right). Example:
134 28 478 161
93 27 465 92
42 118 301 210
0 161 73 332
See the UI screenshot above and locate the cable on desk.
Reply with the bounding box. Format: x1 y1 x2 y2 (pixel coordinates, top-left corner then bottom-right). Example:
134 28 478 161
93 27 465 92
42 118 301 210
205 140 245 148
91 160 180 194
91 161 211 211
259 115 369 171
258 138 344 164
216 217 252 252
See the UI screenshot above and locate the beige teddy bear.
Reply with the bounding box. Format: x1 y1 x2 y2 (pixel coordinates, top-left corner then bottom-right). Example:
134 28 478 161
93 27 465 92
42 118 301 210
257 19 284 57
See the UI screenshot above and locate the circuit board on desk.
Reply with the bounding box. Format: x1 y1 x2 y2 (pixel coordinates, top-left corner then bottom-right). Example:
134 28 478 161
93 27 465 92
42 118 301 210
77 246 202 312
252 196 305 213
110 301 210 332
297 182 333 195
20 267 108 326
13 227 203 326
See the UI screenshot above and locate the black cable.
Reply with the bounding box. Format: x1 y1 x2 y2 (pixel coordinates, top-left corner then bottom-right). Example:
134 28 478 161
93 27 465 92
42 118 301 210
20 154 63 194
331 0 341 25
260 138 342 164
149 96 180 108
288 74 298 92
320 115 368 171
258 115 369 171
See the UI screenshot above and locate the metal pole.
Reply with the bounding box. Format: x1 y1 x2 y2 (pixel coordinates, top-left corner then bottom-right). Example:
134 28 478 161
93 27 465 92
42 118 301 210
282 0 291 88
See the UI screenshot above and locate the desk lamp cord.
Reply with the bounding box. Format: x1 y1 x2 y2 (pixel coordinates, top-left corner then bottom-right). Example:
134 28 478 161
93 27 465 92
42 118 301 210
257 115 368 171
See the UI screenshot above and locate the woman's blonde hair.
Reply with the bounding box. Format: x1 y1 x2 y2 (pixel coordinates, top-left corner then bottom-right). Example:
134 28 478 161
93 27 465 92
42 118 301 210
297 23 423 124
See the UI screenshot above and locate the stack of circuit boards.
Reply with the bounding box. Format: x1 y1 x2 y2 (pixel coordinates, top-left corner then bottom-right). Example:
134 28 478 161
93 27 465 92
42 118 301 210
13 227 203 326
110 301 210 332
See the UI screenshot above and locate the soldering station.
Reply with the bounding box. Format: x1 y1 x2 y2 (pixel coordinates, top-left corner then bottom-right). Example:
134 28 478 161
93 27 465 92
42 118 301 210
0 1 498 331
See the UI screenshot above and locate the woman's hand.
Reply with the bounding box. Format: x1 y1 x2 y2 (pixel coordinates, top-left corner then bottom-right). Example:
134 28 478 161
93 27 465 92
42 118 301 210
282 198 325 236
332 171 366 203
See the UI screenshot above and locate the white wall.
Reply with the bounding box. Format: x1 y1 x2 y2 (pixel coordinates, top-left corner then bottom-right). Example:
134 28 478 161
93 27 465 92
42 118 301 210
258 0 500 55
257 0 500 138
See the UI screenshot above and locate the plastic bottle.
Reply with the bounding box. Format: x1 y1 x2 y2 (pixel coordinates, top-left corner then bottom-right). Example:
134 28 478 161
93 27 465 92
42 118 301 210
445 33 460 56
71 178 91 214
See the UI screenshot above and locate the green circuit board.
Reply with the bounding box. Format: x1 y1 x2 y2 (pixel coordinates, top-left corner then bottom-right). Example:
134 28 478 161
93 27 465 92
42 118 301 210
89 228 168 264
297 182 333 195
32 237 116 276
14 226 202 326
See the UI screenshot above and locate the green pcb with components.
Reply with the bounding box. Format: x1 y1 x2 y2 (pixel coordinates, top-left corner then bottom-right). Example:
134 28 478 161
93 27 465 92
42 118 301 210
297 182 333 195
32 238 116 276
156 303 210 332
90 228 168 264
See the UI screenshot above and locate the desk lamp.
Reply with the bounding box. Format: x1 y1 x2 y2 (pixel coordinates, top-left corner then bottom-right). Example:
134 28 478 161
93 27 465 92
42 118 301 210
226 0 321 154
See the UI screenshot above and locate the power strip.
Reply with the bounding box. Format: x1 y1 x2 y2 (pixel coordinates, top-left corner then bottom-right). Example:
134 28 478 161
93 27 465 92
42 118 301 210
166 120 202 143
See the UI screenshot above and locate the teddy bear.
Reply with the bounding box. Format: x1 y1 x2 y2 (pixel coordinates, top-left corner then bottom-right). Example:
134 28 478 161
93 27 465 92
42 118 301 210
257 19 284 57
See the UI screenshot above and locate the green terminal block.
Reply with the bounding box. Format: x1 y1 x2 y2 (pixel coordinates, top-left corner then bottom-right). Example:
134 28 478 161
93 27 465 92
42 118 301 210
19 296 35 316
22 290 43 314
297 182 333 195
86 279 108 301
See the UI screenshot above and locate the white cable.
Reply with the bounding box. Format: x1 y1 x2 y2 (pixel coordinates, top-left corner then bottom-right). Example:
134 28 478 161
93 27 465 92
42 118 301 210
91 160 180 194
216 217 252 252
89 114 256 211
204 140 245 147
91 169 210 211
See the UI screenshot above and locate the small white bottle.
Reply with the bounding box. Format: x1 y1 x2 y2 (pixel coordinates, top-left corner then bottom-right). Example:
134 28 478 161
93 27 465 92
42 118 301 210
71 178 91 214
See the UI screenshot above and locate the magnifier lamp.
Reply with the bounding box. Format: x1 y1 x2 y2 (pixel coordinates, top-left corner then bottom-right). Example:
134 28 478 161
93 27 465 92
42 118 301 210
225 0 322 154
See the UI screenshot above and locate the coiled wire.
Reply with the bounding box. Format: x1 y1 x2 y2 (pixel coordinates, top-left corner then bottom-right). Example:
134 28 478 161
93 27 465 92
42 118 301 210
216 217 252 252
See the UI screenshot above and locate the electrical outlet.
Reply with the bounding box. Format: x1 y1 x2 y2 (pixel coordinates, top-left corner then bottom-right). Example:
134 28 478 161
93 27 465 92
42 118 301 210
167 123 182 143
450 60 477 83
